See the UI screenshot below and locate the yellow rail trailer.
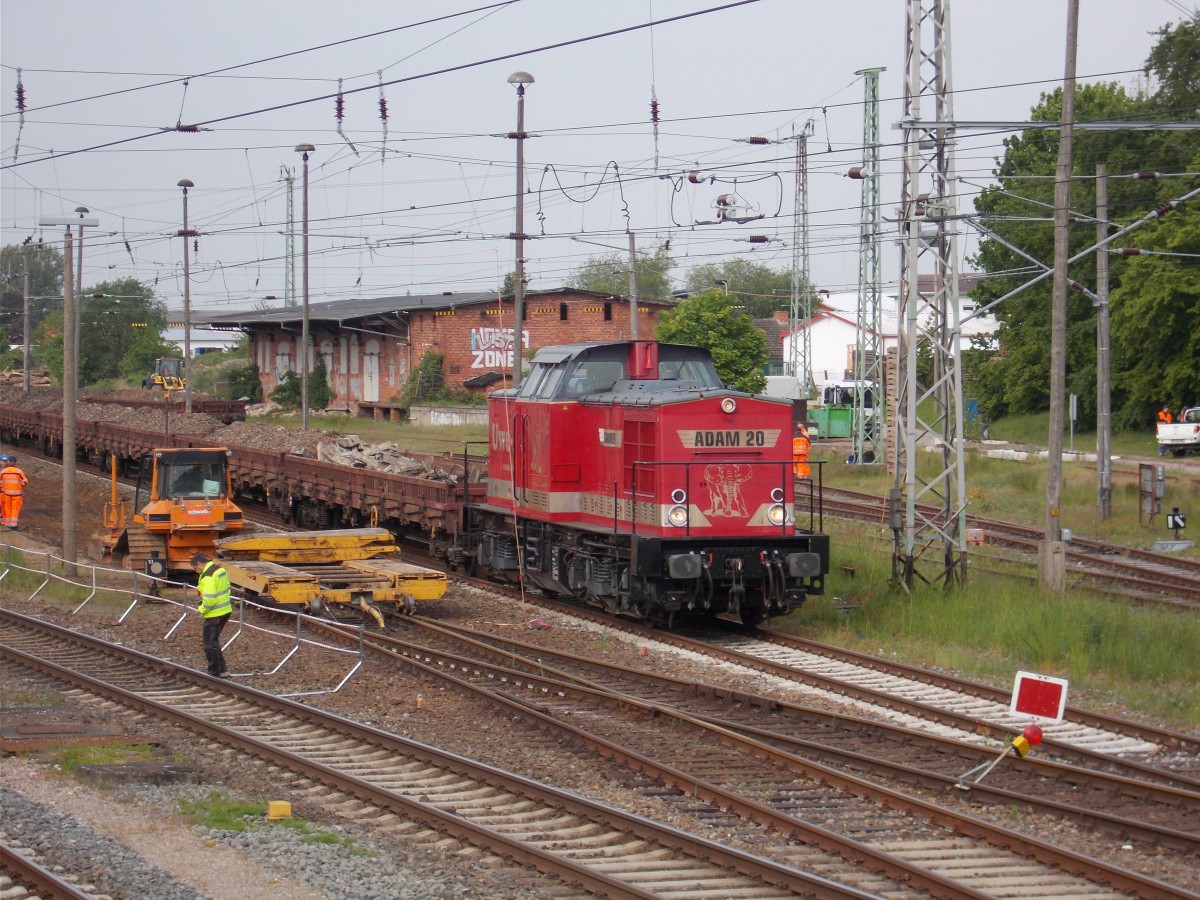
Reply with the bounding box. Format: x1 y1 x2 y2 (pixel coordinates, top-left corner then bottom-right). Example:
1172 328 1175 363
214 528 447 627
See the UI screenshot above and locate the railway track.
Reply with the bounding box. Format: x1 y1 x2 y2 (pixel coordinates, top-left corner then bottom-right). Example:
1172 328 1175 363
0 842 95 900
291 611 1198 898
822 487 1200 606
405 616 1200 839
504 587 1200 770
0 607 885 900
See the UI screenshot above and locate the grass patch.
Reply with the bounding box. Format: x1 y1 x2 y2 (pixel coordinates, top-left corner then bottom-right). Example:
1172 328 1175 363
36 742 157 774
179 792 269 832
179 791 371 852
813 444 1195 553
783 519 1200 727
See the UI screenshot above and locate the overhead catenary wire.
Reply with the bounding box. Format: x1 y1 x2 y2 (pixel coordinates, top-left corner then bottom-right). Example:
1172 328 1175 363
1 0 765 171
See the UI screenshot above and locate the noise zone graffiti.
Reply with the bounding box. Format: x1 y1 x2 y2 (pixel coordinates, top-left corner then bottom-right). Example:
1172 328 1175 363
471 327 529 369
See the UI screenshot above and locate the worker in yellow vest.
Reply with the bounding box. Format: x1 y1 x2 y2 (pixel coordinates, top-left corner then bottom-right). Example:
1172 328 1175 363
0 454 29 529
791 425 811 479
192 553 233 677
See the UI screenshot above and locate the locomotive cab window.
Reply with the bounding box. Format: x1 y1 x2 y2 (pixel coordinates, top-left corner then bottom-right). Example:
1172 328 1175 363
534 362 568 399
517 363 547 398
659 358 721 388
565 360 623 397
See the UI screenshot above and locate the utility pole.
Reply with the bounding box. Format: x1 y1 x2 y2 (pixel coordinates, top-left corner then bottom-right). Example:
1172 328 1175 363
788 121 815 396
178 180 196 414
295 145 315 429
1042 0 1079 591
853 67 885 465
507 71 534 389
72 207 93 396
627 231 639 341
39 215 95 575
21 242 31 393
1095 163 1112 520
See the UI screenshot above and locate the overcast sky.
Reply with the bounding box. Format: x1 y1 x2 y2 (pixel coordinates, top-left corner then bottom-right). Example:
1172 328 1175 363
0 0 1189 312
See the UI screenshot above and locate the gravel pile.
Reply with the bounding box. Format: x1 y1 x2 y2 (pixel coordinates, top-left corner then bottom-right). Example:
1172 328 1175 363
1 773 521 900
1 786 206 900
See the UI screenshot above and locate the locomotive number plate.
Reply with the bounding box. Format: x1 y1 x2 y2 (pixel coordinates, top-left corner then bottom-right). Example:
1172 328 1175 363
678 429 780 449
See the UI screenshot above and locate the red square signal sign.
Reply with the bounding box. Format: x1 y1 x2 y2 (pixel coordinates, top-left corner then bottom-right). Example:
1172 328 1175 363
1010 671 1068 722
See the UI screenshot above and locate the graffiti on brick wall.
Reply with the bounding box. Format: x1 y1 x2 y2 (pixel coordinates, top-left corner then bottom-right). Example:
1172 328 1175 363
471 327 529 369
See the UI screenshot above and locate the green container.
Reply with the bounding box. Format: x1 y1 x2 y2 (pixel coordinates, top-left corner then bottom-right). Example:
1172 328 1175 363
809 406 853 438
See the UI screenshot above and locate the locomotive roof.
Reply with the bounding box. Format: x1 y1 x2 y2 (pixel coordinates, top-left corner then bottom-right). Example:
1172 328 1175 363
529 341 714 363
509 340 788 407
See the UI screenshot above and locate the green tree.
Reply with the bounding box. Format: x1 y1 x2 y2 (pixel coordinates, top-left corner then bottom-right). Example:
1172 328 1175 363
968 82 1162 422
655 290 767 393
224 363 263 403
403 351 445 405
82 278 169 385
270 356 332 411
684 259 798 318
568 241 673 301
1145 17 1200 116
32 277 170 386
0 241 64 343
1109 196 1200 423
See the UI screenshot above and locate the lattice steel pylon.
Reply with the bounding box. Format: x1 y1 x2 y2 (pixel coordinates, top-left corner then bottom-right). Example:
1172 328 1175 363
853 67 885 465
282 166 296 307
891 0 967 589
788 121 815 396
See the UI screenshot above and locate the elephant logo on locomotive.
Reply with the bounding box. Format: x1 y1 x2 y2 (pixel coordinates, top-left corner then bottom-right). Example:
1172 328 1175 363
702 464 752 518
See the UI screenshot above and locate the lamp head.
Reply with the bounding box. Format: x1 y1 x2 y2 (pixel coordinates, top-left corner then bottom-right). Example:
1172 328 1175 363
75 206 89 216
177 178 194 191
295 143 315 160
507 71 534 91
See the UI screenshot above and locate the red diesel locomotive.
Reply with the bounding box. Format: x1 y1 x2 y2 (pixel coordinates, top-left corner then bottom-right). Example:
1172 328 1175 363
0 339 828 628
470 340 829 626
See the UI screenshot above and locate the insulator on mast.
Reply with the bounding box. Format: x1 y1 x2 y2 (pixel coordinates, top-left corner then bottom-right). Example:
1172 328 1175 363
335 78 359 157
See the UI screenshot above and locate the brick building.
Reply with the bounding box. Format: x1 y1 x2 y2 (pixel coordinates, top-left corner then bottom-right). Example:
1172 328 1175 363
201 288 669 413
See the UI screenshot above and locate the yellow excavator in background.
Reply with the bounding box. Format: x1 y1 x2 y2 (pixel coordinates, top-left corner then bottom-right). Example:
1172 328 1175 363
102 447 244 580
142 357 185 391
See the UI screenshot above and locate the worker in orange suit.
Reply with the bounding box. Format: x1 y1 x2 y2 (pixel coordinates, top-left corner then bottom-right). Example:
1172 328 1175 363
0 454 29 530
791 425 811 479
1158 405 1173 425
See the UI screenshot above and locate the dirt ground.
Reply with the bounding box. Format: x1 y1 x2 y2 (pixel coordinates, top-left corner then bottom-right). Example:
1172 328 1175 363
2 451 112 561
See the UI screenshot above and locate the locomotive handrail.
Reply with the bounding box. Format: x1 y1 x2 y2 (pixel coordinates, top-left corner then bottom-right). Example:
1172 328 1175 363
630 458 821 536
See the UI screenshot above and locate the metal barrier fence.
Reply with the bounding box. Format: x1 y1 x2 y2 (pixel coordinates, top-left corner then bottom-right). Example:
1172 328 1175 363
0 542 364 696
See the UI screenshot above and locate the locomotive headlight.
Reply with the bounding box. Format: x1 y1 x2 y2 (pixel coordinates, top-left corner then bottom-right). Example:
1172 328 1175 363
770 487 785 503
668 504 689 527
767 503 786 526
720 397 737 414
671 488 687 504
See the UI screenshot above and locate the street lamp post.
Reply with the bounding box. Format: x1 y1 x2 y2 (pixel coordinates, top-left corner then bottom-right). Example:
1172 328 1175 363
295 144 315 428
38 214 97 574
177 180 195 413
507 71 533 389
72 207 93 397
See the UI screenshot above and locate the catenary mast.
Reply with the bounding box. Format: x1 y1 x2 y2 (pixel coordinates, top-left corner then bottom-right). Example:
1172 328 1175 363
892 0 967 589
788 122 815 397
853 67 885 464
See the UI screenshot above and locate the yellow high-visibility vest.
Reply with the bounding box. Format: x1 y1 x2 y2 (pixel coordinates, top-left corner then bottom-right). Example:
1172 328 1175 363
198 563 232 618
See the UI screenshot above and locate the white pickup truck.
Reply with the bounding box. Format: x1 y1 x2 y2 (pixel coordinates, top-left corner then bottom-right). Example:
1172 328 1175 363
1157 406 1200 456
